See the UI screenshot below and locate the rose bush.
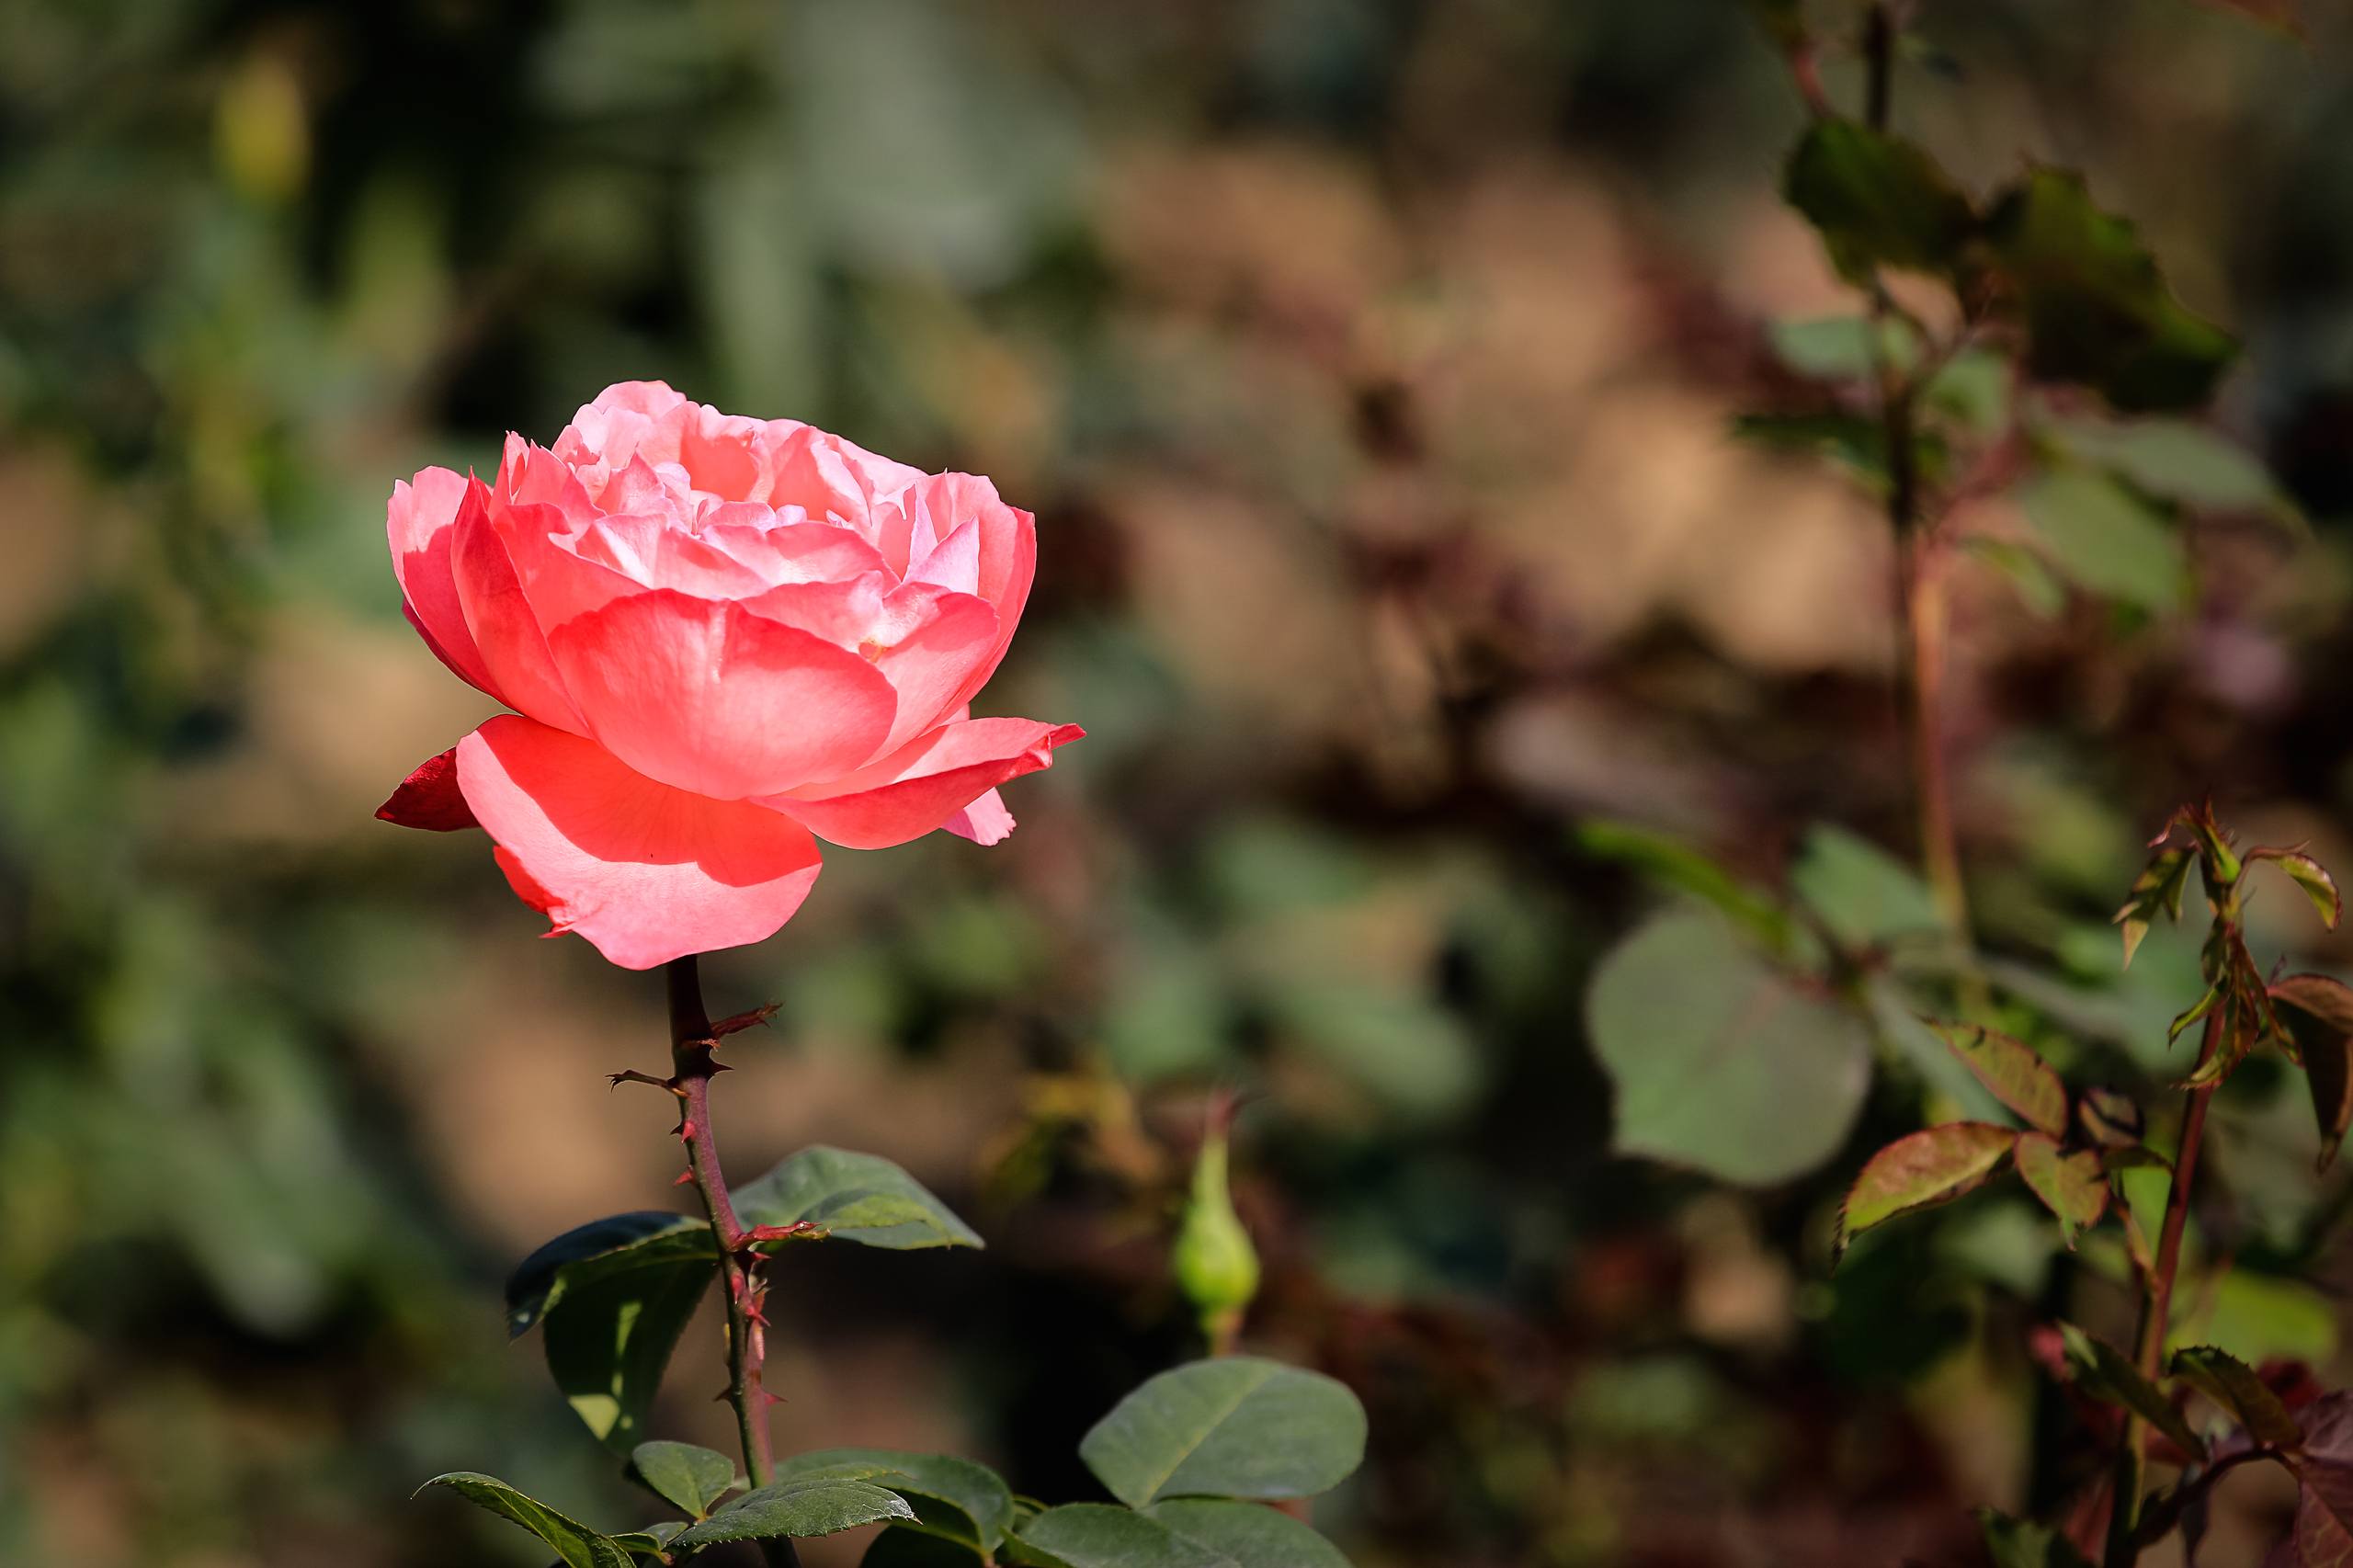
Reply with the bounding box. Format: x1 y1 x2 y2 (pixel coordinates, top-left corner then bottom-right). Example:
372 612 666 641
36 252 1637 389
376 381 1081 969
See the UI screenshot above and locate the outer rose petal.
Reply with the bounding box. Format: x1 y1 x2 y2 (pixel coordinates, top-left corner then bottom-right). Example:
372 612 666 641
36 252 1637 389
545 589 899 800
450 482 591 734
943 788 1015 846
389 466 503 699
376 747 477 831
453 715 824 970
909 473 1034 710
761 718 1083 850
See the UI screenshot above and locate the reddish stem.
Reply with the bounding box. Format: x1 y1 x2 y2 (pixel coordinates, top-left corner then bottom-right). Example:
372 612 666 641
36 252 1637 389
2104 1006 2226 1567
665 956 799 1567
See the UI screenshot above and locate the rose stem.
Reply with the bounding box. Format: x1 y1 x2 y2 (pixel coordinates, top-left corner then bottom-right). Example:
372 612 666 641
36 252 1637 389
666 954 801 1568
2102 1005 2225 1568
1859 0 1970 939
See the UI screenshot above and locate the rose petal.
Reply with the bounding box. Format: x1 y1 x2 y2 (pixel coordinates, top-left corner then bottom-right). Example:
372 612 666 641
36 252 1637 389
868 585 1001 755
546 588 899 800
389 466 503 699
376 747 477 831
762 717 1082 850
909 473 1034 710
451 480 591 733
454 714 824 970
943 788 1016 846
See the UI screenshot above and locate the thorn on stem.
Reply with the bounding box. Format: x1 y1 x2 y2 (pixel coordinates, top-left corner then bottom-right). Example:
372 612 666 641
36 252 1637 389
710 1003 780 1040
673 1167 695 1187
608 1070 683 1095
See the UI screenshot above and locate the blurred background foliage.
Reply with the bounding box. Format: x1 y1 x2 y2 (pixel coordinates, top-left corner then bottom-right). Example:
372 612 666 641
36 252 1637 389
8 0 2353 1563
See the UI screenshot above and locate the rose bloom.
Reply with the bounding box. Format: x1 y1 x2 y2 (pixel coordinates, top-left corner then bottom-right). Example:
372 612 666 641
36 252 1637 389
376 381 1081 969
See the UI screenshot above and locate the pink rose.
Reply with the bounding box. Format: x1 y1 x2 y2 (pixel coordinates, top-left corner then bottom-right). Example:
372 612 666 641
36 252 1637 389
376 381 1082 969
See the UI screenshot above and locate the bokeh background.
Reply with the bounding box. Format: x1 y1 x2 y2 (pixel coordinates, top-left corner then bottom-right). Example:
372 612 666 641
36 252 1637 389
9 1 2353 1564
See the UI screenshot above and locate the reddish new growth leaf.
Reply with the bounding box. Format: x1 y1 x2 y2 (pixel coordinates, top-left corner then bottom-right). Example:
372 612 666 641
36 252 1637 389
1931 1023 2068 1137
2274 975 2353 1174
1836 1122 2014 1264
2290 1393 2353 1565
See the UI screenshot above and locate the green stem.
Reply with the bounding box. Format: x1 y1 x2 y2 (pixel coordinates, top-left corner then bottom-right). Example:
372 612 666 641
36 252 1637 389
665 956 801 1568
2103 1005 2224 1568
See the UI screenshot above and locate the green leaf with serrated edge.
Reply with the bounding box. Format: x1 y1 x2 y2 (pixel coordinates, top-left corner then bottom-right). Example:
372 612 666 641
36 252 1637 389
2256 850 2343 930
1984 167 2236 414
541 1250 710 1450
733 1146 983 1250
670 1476 914 1551
2018 470 2188 613
1588 909 1871 1186
1783 119 1975 282
609 1520 685 1556
2170 1346 2302 1449
2114 846 2196 971
1571 821 1788 948
862 1526 987 1565
630 1441 738 1519
1079 1358 1367 1508
1791 824 1946 949
778 1449 1014 1552
2077 1087 2145 1148
1147 1500 1354 1568
1836 1122 2015 1262
1977 1507 2094 1568
2272 975 2353 1173
1010 1505 1239 1568
1929 1024 2067 1136
2013 1132 2108 1249
2059 1324 2207 1461
415 1472 639 1568
506 1212 715 1336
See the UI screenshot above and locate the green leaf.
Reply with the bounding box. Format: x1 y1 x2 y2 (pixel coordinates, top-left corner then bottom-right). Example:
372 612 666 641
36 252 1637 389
2170 1346 2302 1449
1836 1122 2015 1261
1766 315 1918 382
2194 1270 2338 1365
1929 1023 2068 1136
2273 974 2353 1172
2257 851 2343 930
608 1521 685 1556
1587 909 1871 1187
1571 820 1787 948
1961 537 2066 619
1977 1507 2094 1568
2013 1132 2109 1248
2058 1323 2206 1460
778 1449 1015 1553
2042 415 2288 516
1783 119 1976 282
1730 412 1945 490
506 1211 715 1336
540 1245 710 1451
863 1527 987 1565
1147 1499 1354 1568
415 1471 639 1568
2113 846 2195 970
733 1145 983 1250
669 1475 915 1551
1983 167 2237 413
1790 824 1946 949
1924 348 2012 437
2018 470 2188 612
2077 1087 2146 1149
1010 1505 1238 1568
630 1441 739 1519
1078 1358 1368 1508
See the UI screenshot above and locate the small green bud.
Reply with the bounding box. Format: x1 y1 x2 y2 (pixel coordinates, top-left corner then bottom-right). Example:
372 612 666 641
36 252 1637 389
1173 1127 1259 1353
